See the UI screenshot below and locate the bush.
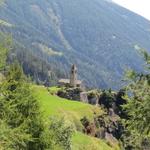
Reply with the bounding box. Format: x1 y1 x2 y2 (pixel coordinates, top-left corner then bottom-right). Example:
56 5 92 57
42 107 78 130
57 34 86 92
49 117 74 150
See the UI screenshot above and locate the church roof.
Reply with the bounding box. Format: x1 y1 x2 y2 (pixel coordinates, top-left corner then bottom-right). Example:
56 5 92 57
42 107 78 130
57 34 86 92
58 79 82 85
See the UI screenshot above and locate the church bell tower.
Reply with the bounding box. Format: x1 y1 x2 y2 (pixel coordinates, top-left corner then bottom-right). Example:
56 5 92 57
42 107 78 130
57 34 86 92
70 64 77 87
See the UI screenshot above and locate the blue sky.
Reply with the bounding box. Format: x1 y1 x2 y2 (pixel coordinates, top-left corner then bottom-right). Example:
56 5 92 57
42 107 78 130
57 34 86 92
113 0 150 21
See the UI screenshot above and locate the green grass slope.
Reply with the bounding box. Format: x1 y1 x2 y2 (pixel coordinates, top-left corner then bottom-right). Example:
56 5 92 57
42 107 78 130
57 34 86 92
35 86 102 130
34 86 120 150
72 132 116 150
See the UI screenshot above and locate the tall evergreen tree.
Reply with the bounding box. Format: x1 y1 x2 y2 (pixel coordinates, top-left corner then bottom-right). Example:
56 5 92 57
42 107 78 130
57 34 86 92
0 63 46 149
123 50 150 150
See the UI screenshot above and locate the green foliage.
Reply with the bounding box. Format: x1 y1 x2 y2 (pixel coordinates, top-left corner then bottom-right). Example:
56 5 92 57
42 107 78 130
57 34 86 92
123 50 150 150
0 19 13 27
0 120 31 150
140 49 150 65
48 86 62 95
0 63 47 150
0 33 11 70
99 90 116 109
49 118 74 150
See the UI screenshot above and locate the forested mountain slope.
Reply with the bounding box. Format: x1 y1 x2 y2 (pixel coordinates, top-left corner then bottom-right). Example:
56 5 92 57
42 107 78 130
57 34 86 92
0 0 150 89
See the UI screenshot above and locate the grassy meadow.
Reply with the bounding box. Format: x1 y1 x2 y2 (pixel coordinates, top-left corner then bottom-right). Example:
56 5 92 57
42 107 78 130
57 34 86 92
33 86 120 150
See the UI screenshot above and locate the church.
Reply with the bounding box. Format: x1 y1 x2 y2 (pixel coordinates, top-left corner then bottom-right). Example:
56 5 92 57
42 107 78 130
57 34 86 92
58 64 82 88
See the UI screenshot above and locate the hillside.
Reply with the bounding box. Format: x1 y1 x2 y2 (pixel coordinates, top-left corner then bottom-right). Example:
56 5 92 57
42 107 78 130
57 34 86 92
34 85 120 150
0 0 150 89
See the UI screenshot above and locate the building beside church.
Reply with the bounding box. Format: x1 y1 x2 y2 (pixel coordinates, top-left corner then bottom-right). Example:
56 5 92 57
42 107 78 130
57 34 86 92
58 64 82 87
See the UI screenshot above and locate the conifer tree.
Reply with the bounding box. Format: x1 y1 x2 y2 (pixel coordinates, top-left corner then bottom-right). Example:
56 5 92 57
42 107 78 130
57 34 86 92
0 63 46 149
123 50 150 150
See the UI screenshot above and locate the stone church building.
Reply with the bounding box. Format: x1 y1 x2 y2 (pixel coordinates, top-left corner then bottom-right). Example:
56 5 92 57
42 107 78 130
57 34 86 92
58 64 82 87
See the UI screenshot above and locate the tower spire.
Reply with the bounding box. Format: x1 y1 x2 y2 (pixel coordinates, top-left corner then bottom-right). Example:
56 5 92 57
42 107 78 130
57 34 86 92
70 64 77 87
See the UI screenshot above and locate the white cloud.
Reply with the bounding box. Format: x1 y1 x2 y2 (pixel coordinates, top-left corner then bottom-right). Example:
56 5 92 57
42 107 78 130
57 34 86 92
113 0 150 21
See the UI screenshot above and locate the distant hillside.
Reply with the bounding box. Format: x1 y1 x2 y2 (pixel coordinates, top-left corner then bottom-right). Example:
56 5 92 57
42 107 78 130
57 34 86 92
0 0 150 89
